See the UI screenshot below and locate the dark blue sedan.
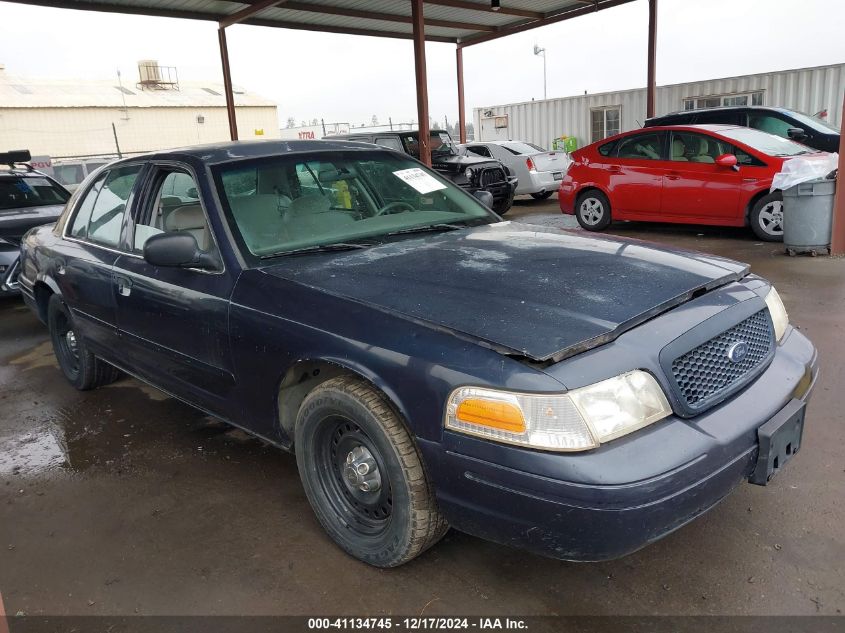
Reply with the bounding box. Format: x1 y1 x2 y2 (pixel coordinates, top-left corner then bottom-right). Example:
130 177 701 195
18 140 818 567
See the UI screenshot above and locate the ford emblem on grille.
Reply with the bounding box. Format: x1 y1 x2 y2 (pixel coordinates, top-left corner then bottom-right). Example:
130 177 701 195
727 341 749 363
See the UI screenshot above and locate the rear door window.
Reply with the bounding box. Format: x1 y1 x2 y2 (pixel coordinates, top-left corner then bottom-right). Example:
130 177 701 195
615 133 664 160
466 145 492 158
76 165 142 247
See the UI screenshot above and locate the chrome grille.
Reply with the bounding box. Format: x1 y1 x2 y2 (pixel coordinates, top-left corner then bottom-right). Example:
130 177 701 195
480 167 506 187
671 309 773 411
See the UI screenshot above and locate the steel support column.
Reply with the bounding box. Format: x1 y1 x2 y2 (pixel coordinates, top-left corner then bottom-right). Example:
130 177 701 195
456 46 466 143
411 0 431 166
218 27 238 141
646 0 657 119
830 96 845 255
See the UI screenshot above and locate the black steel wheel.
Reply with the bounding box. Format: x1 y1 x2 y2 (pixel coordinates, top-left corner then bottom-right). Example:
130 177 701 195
47 294 120 391
295 376 447 567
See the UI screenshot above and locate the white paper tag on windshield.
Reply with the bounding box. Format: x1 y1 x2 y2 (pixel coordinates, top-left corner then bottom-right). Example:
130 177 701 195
392 168 447 194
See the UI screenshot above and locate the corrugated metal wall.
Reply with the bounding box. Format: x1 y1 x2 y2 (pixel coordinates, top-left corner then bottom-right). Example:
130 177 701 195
473 64 845 149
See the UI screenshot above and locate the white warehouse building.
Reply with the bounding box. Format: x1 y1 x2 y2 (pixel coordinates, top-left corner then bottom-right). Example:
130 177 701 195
473 63 844 150
0 62 279 159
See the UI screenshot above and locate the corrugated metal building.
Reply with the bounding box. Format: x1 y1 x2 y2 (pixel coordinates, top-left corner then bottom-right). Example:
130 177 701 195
0 63 279 158
474 63 845 150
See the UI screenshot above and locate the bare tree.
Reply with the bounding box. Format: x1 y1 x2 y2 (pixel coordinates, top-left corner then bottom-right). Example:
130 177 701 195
286 117 296 128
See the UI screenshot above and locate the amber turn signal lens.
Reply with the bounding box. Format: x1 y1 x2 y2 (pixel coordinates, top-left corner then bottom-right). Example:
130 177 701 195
455 398 526 433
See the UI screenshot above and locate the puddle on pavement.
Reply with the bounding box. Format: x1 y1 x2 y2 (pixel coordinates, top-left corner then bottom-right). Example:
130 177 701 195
9 341 58 372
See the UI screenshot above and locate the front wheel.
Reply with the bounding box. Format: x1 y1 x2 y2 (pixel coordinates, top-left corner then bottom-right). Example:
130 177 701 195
47 294 120 391
295 376 447 567
575 190 612 231
530 191 554 200
750 192 784 242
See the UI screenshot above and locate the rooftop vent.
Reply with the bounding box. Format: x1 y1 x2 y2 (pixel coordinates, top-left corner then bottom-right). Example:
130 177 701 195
137 60 179 91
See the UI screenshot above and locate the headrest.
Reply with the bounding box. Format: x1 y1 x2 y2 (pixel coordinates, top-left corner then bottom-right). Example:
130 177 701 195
165 204 206 231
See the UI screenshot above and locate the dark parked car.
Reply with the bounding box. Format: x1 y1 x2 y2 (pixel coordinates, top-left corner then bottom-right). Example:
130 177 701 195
645 106 840 153
1 150 70 295
20 140 817 567
330 129 518 214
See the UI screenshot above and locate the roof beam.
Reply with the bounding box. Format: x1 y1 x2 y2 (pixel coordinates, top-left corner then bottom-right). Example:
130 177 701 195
219 0 288 28
458 0 635 47
280 1 496 32
423 0 542 19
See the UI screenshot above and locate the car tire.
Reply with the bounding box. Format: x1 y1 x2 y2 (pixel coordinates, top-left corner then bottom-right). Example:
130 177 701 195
47 294 120 391
295 376 448 567
575 190 612 231
750 192 785 242
530 191 554 200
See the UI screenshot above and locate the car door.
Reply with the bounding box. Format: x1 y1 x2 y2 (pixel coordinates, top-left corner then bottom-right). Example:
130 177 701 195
604 131 668 218
660 131 743 222
111 163 238 415
62 164 143 354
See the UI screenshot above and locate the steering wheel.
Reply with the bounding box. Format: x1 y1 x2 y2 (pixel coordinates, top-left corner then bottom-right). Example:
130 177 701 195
375 201 416 216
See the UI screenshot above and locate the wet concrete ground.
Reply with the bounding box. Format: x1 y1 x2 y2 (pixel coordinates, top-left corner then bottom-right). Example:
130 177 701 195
1 198 844 616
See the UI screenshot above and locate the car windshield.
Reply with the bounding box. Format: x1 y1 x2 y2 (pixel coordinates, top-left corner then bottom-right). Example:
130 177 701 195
717 127 818 157
787 110 840 134
0 176 70 211
404 132 458 157
215 150 496 258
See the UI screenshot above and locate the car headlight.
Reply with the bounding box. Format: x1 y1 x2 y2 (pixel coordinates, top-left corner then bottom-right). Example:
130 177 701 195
445 371 672 452
464 167 474 181
764 286 789 342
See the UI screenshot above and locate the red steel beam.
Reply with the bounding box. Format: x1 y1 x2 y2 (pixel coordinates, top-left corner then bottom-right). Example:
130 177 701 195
830 96 845 255
457 46 466 143
412 0 431 166
219 0 287 28
646 0 657 118
218 27 239 141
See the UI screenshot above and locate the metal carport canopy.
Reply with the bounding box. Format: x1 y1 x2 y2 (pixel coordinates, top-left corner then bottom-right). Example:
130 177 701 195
7 0 643 165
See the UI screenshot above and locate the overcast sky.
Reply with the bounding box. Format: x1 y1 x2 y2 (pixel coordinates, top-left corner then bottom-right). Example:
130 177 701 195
1 0 843 128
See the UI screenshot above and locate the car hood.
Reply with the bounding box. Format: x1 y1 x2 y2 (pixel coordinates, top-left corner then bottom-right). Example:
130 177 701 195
261 222 748 362
0 204 64 242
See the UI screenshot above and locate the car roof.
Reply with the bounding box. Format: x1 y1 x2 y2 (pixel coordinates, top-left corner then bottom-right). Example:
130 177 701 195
332 129 447 138
651 105 790 119
104 139 403 166
644 123 743 133
0 166 51 179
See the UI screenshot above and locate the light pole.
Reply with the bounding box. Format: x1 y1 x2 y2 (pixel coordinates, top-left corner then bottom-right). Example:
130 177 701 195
533 44 547 100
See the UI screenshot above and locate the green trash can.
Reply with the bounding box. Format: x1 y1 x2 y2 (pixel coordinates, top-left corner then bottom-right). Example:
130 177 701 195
782 176 837 256
564 136 578 153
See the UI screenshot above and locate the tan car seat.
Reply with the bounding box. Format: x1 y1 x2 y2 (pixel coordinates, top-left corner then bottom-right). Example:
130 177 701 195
672 138 689 161
165 204 210 251
691 138 716 163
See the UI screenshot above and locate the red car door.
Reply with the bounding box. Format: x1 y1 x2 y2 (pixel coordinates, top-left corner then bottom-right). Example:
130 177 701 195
604 131 669 219
660 131 743 224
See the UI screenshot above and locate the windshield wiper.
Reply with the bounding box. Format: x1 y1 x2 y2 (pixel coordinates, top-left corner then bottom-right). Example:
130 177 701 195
261 242 373 258
384 222 469 237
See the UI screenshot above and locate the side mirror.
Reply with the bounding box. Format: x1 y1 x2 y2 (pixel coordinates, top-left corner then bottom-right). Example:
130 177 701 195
787 127 807 141
715 153 738 169
473 190 495 209
143 231 217 269
185 186 199 199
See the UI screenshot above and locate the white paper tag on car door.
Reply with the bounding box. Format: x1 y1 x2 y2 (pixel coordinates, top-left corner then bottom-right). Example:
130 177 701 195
392 168 448 194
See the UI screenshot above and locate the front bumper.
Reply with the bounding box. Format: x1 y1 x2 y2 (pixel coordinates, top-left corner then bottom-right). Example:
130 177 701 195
420 328 818 561
465 176 518 214
0 247 21 296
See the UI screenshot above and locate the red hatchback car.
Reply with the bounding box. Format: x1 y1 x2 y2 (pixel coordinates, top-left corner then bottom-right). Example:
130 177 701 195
559 124 827 241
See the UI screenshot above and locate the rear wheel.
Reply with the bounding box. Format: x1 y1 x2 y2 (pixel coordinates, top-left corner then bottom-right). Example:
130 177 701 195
750 192 784 242
295 376 447 567
530 191 553 200
575 190 612 231
47 294 120 391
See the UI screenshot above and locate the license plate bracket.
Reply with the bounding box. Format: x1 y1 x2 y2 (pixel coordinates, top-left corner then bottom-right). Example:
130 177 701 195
749 399 805 486
553 172 563 180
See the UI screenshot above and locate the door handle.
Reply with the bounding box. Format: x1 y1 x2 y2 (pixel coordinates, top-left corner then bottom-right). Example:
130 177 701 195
607 165 622 173
666 171 682 181
115 276 132 297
